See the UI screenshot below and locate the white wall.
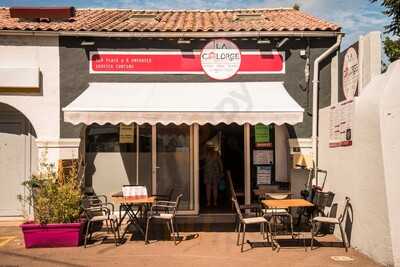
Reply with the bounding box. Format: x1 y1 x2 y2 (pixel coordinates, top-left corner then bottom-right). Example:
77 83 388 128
0 35 60 140
0 35 79 164
380 61 400 266
319 60 400 266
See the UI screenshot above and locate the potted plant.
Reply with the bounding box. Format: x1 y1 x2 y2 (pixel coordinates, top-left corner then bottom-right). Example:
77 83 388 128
18 157 84 248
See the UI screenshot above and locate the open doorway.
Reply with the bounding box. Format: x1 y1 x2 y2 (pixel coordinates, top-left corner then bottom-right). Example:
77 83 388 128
199 124 244 214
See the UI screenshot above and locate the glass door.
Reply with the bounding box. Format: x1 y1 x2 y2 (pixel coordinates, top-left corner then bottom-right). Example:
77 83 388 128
155 124 196 212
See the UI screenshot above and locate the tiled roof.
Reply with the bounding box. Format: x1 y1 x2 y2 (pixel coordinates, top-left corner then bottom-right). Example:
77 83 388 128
0 7 340 34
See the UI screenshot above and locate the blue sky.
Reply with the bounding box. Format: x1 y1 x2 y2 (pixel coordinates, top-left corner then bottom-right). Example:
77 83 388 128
0 0 389 49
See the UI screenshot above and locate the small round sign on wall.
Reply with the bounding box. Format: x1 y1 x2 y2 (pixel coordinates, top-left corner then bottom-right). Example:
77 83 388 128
200 39 241 80
342 47 359 100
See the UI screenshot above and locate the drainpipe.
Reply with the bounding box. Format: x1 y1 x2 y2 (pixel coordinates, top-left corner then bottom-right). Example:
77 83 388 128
312 34 342 181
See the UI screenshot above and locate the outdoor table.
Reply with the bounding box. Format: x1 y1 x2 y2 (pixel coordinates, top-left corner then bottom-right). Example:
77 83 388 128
112 196 156 241
262 199 314 209
261 199 313 251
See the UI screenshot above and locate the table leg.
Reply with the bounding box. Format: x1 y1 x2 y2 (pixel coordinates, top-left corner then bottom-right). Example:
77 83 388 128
117 204 129 228
126 205 146 236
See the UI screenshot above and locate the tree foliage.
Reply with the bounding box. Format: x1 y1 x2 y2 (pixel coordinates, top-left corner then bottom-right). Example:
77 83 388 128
371 0 400 62
18 160 82 224
383 36 400 62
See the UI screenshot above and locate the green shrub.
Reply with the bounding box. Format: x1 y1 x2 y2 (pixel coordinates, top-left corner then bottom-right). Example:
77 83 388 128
18 159 82 224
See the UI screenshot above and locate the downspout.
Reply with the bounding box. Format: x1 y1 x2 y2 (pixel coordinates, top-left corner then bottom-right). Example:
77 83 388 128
312 34 342 181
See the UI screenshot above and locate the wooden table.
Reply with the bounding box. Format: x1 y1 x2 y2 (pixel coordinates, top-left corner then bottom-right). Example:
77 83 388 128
112 196 156 240
262 199 314 209
112 196 156 205
262 199 313 251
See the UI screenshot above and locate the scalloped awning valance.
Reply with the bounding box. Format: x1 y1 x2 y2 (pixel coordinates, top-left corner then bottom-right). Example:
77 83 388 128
63 82 303 126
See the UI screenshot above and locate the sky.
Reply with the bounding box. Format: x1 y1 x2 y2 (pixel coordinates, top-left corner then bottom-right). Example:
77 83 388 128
0 0 389 49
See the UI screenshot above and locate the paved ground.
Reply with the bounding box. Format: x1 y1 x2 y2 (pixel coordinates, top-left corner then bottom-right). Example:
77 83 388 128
0 223 381 267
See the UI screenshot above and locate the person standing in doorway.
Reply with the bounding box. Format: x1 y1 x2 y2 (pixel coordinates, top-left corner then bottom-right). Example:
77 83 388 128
204 145 224 207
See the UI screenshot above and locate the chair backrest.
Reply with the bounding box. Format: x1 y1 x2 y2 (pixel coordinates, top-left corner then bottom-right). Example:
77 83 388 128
81 197 105 219
226 170 237 200
313 191 335 207
172 194 183 216
231 197 243 220
338 197 351 223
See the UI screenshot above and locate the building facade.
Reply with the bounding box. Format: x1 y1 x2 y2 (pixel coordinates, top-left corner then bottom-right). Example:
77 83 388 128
0 7 341 216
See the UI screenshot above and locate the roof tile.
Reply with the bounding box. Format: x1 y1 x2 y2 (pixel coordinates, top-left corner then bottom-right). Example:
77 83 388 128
0 7 340 33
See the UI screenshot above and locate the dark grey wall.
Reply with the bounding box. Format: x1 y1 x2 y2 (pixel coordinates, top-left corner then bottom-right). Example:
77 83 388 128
59 37 336 138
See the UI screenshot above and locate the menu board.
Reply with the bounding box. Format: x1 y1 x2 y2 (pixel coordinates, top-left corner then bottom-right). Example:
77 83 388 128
256 166 272 185
253 150 274 165
255 124 272 148
119 124 134 143
122 185 148 199
329 100 354 147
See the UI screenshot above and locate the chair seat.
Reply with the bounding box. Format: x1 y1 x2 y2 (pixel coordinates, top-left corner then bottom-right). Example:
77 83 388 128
90 214 118 222
242 216 268 224
262 208 290 215
151 213 174 220
312 216 339 224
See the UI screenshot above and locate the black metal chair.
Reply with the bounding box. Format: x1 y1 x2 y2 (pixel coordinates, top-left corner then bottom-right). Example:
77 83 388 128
81 196 120 247
227 170 262 232
311 197 351 252
232 197 273 252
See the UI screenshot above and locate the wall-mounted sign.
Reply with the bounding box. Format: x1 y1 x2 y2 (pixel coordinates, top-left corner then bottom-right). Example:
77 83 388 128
329 100 354 148
89 50 284 75
256 166 272 185
255 124 272 148
200 39 241 80
253 150 274 165
119 124 134 143
342 47 359 100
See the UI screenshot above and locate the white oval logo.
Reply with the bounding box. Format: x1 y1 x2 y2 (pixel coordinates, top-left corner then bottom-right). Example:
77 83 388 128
200 39 241 80
343 47 359 100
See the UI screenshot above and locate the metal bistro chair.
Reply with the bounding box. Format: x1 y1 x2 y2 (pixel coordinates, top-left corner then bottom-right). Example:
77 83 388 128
227 171 261 232
145 194 183 245
82 196 120 247
232 198 272 252
311 197 351 252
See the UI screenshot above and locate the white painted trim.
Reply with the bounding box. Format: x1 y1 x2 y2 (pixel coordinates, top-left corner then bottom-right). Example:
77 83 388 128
330 51 339 105
0 67 39 89
288 138 312 148
35 138 81 148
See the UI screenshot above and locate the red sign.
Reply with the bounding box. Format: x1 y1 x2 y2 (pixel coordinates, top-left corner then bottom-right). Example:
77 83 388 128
90 51 284 74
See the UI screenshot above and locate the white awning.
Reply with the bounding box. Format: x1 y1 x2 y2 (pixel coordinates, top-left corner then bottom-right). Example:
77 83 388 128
63 82 304 125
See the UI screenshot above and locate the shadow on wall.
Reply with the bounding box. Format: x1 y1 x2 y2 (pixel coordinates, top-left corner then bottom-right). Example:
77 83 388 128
0 102 37 137
345 202 354 246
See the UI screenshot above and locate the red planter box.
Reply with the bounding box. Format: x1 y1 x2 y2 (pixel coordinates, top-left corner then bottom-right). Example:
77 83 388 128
21 221 84 248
